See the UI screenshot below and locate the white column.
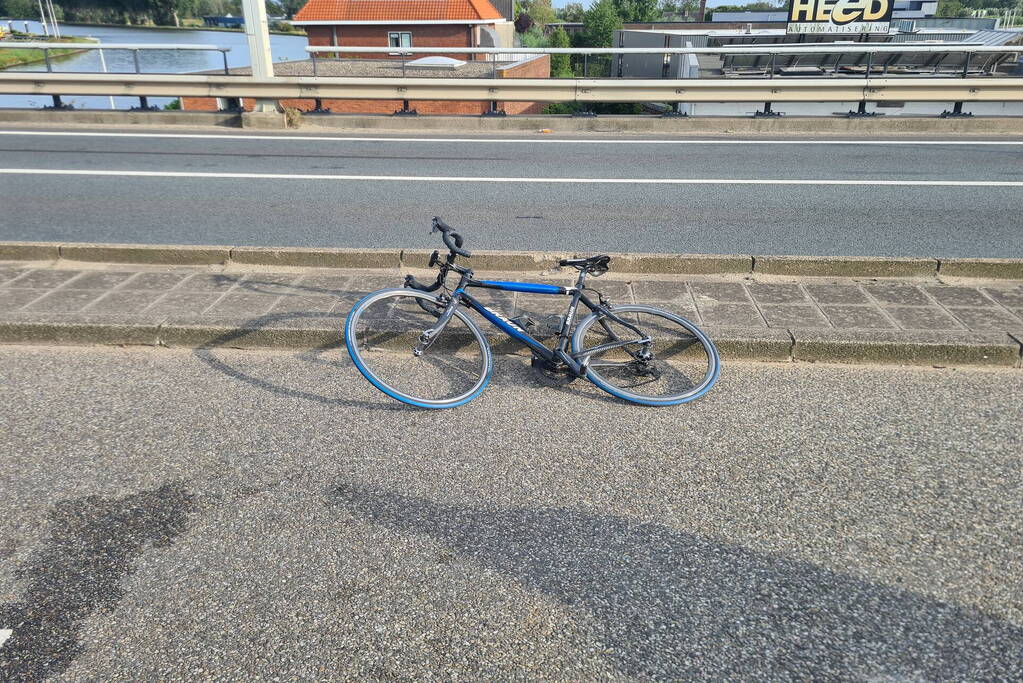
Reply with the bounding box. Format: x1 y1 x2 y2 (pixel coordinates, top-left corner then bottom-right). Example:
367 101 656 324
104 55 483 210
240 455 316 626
240 0 277 112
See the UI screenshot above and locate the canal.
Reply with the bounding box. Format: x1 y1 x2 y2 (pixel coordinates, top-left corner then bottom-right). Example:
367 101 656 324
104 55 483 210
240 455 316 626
1 20 309 109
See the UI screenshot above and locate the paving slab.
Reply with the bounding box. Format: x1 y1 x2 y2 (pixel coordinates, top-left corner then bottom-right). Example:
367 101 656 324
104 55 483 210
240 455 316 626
0 260 1021 368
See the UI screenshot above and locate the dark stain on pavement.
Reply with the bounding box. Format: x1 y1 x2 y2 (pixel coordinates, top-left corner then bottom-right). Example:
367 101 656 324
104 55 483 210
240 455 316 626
0 483 196 681
327 485 1023 680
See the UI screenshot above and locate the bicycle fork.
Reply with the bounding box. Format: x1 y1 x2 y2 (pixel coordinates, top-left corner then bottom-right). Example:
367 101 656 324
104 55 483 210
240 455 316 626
412 295 460 356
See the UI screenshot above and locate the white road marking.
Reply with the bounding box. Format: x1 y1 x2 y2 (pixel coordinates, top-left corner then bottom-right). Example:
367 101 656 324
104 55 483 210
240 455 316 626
0 168 1019 186
0 629 11 648
0 130 1022 146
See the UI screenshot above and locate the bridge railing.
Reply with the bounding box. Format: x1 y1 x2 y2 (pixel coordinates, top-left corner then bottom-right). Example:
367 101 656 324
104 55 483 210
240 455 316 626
0 41 234 110
1 42 1021 118
305 43 1023 80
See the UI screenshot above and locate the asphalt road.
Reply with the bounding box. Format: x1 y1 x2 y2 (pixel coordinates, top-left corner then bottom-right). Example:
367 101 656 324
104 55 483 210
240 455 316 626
1 128 1022 257
1 344 1021 679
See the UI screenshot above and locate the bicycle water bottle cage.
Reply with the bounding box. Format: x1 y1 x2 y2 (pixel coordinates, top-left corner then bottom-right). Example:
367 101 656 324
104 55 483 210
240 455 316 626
558 255 610 277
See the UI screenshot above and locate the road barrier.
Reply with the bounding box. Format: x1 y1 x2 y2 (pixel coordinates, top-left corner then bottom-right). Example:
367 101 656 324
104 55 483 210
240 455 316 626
2 72 1022 103
1 41 1021 117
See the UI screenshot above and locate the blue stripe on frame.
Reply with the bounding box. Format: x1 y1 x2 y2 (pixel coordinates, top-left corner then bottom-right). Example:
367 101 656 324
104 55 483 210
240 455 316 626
478 280 564 295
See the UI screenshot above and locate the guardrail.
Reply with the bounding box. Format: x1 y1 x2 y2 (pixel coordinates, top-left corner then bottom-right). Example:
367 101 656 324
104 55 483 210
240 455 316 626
307 44 1022 79
0 41 233 110
1 43 1020 118
2 72 1021 106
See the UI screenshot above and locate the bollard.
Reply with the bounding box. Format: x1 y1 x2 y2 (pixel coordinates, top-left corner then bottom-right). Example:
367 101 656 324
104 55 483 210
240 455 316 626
754 101 781 117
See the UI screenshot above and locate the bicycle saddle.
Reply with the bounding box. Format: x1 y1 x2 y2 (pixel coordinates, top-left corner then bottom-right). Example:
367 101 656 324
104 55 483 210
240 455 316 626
559 255 611 275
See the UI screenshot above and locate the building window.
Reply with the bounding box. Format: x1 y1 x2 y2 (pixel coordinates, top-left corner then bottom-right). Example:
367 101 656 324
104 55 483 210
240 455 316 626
388 31 412 54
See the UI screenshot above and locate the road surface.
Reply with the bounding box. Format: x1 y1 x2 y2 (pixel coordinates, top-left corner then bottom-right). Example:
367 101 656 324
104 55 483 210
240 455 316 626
1 344 1020 679
0 127 1021 257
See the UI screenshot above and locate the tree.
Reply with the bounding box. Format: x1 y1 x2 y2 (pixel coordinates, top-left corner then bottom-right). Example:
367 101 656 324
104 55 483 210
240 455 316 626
612 0 659 21
581 0 622 47
936 0 972 15
1 0 38 18
517 0 556 25
557 1 585 21
658 0 700 19
548 25 571 77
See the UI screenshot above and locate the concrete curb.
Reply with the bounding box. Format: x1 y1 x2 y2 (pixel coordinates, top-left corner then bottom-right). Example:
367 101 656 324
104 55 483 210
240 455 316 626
1 318 1020 367
938 258 1023 280
791 330 1020 367
4 241 1023 279
4 110 1023 135
754 255 938 278
0 242 60 261
60 243 232 266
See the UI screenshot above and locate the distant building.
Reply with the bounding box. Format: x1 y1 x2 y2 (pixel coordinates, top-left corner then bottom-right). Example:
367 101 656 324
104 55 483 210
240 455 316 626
202 15 245 28
181 55 551 116
290 0 516 59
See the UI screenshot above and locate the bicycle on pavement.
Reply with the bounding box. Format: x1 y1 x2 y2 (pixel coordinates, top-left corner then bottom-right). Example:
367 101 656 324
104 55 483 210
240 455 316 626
344 218 720 409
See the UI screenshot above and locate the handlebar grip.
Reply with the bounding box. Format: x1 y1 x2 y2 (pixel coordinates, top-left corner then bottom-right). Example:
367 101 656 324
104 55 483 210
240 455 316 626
443 231 471 258
404 274 441 292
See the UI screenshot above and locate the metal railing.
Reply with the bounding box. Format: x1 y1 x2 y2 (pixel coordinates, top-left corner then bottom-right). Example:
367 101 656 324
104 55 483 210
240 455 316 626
306 43 1022 78
1 43 1020 118
302 43 1022 116
0 42 233 110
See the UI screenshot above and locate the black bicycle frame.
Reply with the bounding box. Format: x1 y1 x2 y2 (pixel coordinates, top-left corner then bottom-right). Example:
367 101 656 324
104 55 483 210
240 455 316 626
427 269 648 378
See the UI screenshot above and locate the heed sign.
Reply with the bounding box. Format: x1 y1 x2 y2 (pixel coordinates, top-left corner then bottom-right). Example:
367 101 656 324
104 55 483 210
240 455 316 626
786 0 893 34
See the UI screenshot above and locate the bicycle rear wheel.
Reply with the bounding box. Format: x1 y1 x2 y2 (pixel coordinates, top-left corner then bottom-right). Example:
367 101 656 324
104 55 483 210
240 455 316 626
344 289 493 409
571 304 719 406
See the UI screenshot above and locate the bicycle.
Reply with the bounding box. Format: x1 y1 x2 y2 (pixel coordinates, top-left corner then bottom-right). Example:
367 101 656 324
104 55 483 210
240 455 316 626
344 218 720 409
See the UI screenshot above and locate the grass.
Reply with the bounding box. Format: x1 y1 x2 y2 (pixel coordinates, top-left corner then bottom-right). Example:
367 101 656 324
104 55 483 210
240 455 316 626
0 35 96 69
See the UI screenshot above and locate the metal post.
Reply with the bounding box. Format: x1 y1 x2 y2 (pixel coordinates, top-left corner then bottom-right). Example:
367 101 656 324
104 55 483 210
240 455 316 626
311 52 318 76
962 52 971 77
240 0 277 113
769 53 776 78
584 54 588 78
97 46 115 110
133 49 141 74
222 49 230 75
308 98 330 114
941 101 972 118
394 99 417 116
865 52 873 78
401 52 406 78
43 48 51 71
132 95 157 111
755 101 780 117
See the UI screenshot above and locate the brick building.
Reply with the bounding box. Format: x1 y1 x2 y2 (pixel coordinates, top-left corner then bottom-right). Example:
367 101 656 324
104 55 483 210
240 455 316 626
180 0 547 116
291 0 516 59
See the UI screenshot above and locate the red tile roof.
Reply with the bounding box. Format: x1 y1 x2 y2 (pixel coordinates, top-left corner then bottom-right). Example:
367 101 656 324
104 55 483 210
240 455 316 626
294 0 504 22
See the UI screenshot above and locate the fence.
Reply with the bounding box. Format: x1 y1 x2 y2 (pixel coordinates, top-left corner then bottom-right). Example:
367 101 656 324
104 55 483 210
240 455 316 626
1 42 1021 118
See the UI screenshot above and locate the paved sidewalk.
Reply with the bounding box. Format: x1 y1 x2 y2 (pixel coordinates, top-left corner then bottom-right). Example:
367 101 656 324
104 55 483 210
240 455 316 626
1 261 1022 366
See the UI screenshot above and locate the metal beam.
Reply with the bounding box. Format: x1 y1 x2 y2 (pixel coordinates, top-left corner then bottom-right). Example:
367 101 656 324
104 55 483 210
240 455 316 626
1 73 1021 103
0 42 229 51
305 44 1022 56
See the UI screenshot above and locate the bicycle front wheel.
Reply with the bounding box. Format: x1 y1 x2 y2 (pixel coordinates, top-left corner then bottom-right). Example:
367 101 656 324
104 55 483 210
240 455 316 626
344 289 493 409
571 304 720 406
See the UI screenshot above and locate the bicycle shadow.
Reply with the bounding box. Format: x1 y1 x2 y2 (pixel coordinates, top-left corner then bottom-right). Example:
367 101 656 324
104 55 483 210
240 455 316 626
193 277 628 409
326 484 1023 680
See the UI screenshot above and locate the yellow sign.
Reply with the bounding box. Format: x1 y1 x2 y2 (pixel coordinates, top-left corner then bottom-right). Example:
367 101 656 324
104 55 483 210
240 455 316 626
787 0 893 34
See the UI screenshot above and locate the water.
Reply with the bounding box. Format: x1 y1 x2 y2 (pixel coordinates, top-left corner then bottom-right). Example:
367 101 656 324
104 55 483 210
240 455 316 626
1 21 309 109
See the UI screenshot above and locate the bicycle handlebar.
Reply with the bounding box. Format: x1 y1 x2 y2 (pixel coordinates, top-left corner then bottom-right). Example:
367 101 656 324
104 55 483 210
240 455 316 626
432 217 471 258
